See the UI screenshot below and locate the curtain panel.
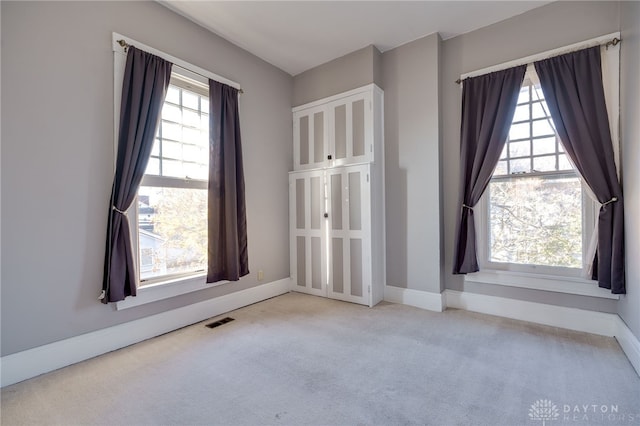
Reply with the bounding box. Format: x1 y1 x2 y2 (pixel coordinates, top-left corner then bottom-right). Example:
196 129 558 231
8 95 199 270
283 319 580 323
101 47 172 303
207 80 249 283
535 46 625 294
453 66 527 274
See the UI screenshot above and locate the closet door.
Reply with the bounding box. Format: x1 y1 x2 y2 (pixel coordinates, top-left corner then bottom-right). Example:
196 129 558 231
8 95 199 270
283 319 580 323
326 164 371 306
289 170 327 297
293 107 327 170
328 92 373 167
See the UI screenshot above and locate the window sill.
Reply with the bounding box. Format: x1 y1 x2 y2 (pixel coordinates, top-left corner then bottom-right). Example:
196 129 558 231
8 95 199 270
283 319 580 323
115 273 227 310
464 270 619 300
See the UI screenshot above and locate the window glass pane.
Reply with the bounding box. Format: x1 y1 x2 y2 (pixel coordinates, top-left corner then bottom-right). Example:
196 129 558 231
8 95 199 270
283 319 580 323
532 119 554 137
183 109 201 128
182 91 199 110
201 100 209 114
499 144 507 160
531 102 548 119
153 83 209 179
558 154 573 171
532 137 556 156
533 155 556 172
151 139 160 157
510 158 530 174
513 104 529 122
162 103 182 123
165 86 179 104
509 122 530 140
182 127 200 144
163 141 183 161
494 160 508 176
488 176 582 268
509 141 530 158
163 159 184 177
138 186 207 282
145 157 160 176
517 86 530 104
162 121 182 141
182 144 201 163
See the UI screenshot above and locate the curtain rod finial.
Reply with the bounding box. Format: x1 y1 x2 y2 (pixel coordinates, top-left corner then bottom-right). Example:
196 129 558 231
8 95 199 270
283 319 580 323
605 37 621 50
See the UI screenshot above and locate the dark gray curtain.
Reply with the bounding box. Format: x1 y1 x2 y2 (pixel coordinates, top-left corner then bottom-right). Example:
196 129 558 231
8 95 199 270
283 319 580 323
535 47 625 294
101 47 172 303
207 80 249 283
453 66 527 274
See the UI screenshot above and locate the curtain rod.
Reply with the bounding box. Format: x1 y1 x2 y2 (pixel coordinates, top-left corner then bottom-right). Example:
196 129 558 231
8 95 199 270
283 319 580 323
117 40 244 94
454 36 621 85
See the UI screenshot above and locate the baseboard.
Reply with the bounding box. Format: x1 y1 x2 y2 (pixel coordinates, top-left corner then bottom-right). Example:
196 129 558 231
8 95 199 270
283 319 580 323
384 285 444 312
0 278 291 388
615 317 640 376
443 289 618 336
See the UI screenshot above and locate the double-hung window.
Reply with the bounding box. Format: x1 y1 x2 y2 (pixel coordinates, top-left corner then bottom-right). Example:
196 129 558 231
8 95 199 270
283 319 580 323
112 33 244 309
466 35 620 299
137 72 209 284
478 74 595 277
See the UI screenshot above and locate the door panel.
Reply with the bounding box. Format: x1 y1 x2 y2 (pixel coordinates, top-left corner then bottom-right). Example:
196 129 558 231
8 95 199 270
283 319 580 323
289 170 326 297
326 164 371 305
328 93 373 167
294 108 327 170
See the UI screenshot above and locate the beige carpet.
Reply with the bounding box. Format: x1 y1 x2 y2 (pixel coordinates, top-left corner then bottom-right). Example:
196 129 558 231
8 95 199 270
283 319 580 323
2 292 639 425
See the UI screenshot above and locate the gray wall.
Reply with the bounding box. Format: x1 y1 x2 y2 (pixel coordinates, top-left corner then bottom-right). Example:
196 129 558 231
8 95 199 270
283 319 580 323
440 1 622 314
293 45 382 107
382 34 443 293
618 1 640 339
0 1 293 356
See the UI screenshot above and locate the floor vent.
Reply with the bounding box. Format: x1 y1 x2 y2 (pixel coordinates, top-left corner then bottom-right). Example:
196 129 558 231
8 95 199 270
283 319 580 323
205 317 235 329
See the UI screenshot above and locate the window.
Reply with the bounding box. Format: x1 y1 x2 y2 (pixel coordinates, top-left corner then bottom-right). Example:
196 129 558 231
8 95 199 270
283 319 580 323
136 73 209 284
478 74 596 277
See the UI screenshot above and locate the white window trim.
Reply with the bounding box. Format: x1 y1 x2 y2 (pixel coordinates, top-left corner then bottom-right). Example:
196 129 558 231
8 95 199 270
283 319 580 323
464 270 619 300
112 33 241 308
461 33 620 300
116 274 229 310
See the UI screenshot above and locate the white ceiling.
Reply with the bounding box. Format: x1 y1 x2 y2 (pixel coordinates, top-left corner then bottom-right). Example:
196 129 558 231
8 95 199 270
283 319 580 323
160 1 552 76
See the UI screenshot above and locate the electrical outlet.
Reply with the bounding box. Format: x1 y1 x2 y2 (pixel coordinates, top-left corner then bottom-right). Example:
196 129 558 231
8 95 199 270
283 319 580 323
258 270 264 281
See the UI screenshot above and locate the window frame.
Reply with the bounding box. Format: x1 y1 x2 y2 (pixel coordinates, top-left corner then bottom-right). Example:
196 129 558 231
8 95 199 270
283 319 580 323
476 75 597 278
135 73 210 287
112 32 241 310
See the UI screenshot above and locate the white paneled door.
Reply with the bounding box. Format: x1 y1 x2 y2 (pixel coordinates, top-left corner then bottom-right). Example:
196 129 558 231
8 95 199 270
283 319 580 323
326 164 371 305
289 170 327 297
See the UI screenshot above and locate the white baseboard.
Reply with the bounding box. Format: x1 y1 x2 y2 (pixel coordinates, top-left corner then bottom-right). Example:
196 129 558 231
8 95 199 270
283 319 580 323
0 278 291 388
443 289 640 377
443 289 618 336
615 316 640 376
384 285 444 312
